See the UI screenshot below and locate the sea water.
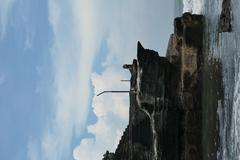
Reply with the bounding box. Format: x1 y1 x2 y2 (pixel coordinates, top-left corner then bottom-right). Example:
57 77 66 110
178 0 240 159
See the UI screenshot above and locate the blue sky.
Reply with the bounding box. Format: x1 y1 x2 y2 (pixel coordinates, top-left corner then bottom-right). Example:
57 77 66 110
0 0 53 159
0 0 175 159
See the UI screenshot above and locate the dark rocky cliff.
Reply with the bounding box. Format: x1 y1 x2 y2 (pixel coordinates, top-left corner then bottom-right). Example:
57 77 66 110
102 13 205 160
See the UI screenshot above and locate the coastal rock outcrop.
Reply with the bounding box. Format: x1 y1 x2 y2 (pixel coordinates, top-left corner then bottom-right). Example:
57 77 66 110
102 12 204 160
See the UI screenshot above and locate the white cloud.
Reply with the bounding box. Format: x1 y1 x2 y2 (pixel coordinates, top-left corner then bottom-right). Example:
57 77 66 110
0 0 15 39
73 68 129 160
28 0 175 159
73 1 175 159
183 0 204 14
91 68 129 120
103 0 175 65
28 0 104 159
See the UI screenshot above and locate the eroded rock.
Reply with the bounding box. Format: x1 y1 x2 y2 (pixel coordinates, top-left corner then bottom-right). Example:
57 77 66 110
102 12 205 160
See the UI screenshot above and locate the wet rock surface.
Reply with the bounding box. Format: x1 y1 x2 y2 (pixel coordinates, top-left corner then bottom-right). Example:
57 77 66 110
102 13 206 160
202 58 223 160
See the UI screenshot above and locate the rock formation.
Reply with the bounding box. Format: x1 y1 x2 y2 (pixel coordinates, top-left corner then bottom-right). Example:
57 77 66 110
102 12 204 160
219 0 232 32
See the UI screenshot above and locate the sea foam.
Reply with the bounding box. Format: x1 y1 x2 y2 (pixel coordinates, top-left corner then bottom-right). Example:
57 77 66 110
183 0 204 14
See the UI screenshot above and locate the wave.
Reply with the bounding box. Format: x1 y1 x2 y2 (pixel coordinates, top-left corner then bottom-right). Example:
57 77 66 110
182 0 204 14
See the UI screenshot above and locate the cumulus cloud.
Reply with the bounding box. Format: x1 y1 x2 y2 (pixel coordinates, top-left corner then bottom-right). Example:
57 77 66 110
28 0 105 159
28 0 175 159
73 1 175 160
73 68 129 160
91 68 129 120
0 0 15 39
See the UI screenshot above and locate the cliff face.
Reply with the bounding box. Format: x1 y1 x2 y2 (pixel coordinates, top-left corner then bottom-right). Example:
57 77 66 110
102 13 204 160
173 12 204 160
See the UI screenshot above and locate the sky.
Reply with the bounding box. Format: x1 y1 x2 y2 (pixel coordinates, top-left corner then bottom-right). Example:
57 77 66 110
0 0 176 159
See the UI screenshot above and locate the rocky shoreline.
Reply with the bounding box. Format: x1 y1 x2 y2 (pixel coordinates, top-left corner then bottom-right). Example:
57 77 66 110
102 12 223 160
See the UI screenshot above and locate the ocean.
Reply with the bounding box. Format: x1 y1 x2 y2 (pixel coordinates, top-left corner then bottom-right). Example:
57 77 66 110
179 0 240 159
